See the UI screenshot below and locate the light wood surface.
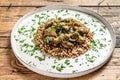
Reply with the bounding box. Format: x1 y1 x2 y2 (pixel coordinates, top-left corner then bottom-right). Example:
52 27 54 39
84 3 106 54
0 0 120 6
0 0 120 80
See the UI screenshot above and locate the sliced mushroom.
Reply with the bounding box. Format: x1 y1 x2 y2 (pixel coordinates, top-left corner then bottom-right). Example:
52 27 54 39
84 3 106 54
49 37 54 42
76 22 84 27
61 34 69 42
61 18 70 23
60 22 66 26
53 22 57 26
78 27 90 34
62 26 70 31
73 26 79 31
69 27 74 33
62 41 74 48
53 37 60 45
77 35 85 43
45 21 53 28
69 32 79 42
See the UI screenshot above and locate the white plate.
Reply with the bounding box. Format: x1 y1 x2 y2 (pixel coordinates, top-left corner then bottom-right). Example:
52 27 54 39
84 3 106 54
11 5 116 78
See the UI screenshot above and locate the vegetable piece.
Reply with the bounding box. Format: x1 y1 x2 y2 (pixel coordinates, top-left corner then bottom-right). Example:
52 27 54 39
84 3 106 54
45 37 50 43
77 35 85 43
53 37 60 44
45 21 53 28
62 26 70 31
69 33 79 42
78 27 90 34
45 36 54 43
73 26 79 31
62 41 74 48
64 60 70 65
61 18 70 23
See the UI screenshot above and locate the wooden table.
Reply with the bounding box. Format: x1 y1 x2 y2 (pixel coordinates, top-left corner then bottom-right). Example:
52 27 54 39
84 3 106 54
0 0 120 80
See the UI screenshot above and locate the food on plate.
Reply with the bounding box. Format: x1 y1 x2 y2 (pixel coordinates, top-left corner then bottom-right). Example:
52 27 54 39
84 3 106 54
34 18 93 58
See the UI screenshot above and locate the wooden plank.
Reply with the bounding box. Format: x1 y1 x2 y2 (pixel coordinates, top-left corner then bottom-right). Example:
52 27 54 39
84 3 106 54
0 38 10 48
0 66 119 80
0 0 120 6
0 48 120 80
0 30 11 37
0 7 120 47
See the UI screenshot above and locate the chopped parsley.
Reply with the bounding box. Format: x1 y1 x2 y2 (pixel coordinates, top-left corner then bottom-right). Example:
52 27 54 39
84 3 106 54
85 54 96 63
75 13 80 17
51 26 56 31
64 60 70 65
54 59 57 64
32 19 36 23
22 43 29 48
28 61 36 66
35 14 44 25
31 26 36 32
18 26 25 34
35 56 45 61
56 64 65 72
103 25 106 29
108 40 111 42
99 43 106 49
99 28 105 33
51 65 55 69
84 22 87 24
19 40 25 43
91 39 106 52
57 25 63 31
92 18 95 22
57 9 64 13
45 37 50 43
75 58 78 63
72 70 78 73
91 40 98 52
66 10 68 13
69 65 73 67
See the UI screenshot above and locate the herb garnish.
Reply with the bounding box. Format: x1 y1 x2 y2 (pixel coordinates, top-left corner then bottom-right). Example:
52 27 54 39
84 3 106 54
56 64 65 72
64 60 70 65
35 56 45 61
45 37 50 43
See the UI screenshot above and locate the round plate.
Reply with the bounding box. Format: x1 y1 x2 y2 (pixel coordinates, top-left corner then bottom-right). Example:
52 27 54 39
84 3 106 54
11 5 116 78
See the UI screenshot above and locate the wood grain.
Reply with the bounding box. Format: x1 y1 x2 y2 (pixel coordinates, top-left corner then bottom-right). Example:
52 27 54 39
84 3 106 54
0 0 120 6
